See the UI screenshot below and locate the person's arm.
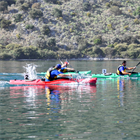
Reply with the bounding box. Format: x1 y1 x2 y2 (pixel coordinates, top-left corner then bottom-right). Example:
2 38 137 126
66 68 75 71
121 70 131 76
126 67 136 70
58 73 72 77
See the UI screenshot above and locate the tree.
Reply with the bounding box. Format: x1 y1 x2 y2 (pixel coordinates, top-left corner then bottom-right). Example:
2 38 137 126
0 1 8 13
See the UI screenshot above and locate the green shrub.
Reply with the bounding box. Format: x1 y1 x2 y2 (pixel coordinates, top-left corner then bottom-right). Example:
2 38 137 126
94 39 102 45
13 14 22 23
0 44 5 49
0 52 12 60
107 44 114 48
87 12 91 17
5 43 22 50
83 2 90 11
16 0 24 6
70 12 76 16
40 25 50 35
115 43 128 52
133 6 140 16
47 38 56 48
22 46 39 59
44 0 57 4
92 47 105 57
134 18 140 24
19 3 29 11
1 19 11 28
11 48 24 59
33 38 46 49
25 24 34 29
78 39 88 51
103 47 116 57
5 0 16 6
107 24 112 30
105 2 110 8
32 3 41 9
110 6 122 15
0 1 8 12
128 44 140 50
29 9 43 19
53 8 62 18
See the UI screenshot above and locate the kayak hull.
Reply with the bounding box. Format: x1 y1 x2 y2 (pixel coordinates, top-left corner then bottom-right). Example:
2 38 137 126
92 73 140 78
9 78 97 85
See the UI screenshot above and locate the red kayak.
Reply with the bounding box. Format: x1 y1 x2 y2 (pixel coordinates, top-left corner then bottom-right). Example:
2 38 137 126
9 78 97 85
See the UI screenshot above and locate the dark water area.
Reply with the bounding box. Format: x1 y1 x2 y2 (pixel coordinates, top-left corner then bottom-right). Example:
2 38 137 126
0 60 140 140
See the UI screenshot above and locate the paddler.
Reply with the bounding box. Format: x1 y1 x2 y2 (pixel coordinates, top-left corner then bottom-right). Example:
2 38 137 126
117 61 136 76
60 61 75 73
45 64 72 81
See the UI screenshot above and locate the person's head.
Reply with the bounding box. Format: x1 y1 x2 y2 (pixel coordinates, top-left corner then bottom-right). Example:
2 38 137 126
55 64 61 69
122 60 126 66
63 61 69 67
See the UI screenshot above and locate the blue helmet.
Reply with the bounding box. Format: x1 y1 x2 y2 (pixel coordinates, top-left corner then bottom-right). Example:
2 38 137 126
55 64 61 69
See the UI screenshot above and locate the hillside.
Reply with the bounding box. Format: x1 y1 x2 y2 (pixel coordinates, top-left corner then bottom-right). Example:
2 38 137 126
0 0 140 59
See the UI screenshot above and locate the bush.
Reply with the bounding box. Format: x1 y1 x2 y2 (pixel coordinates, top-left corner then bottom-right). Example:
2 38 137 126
107 44 114 48
40 25 50 35
124 25 129 30
44 0 57 4
13 14 22 23
19 3 29 11
78 38 88 51
110 6 122 16
53 8 62 18
16 33 21 39
87 12 91 17
121 36 139 44
103 47 116 57
105 2 110 8
33 38 47 49
83 2 90 11
25 24 34 29
92 47 105 57
0 52 12 60
22 46 39 59
134 18 139 24
94 39 102 45
133 6 140 16
1 19 11 28
11 48 24 59
47 38 56 48
16 0 25 6
115 43 128 52
128 44 140 50
29 9 43 19
70 12 76 16
5 43 22 50
32 3 41 9
107 24 112 30
0 1 8 12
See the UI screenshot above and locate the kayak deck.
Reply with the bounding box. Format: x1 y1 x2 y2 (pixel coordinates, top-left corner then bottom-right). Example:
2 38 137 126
92 73 140 78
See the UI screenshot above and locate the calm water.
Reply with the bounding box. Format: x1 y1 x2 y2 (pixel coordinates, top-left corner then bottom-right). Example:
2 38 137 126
0 60 140 140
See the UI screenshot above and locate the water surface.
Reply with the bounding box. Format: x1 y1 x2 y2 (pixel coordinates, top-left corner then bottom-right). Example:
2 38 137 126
0 60 140 140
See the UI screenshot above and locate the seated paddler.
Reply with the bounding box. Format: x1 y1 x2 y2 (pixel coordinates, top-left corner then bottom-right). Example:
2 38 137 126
45 64 72 81
60 61 75 73
117 60 136 76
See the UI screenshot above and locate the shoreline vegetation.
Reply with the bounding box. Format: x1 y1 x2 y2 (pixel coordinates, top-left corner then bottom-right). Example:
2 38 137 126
0 0 140 60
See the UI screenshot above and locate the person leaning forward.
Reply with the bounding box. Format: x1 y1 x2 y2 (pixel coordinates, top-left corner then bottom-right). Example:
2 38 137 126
45 64 72 81
117 60 136 76
60 61 75 73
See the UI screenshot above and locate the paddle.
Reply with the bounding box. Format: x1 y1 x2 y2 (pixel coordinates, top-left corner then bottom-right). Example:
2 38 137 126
131 62 140 73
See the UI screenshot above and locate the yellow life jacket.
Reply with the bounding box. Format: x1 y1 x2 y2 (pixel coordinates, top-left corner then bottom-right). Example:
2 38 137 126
117 65 126 75
45 67 57 81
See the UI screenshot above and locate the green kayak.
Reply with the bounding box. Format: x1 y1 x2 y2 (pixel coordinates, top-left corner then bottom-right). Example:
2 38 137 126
92 72 140 78
39 70 92 76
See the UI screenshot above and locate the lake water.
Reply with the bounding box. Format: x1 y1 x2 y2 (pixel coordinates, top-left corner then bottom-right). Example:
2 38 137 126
0 60 140 140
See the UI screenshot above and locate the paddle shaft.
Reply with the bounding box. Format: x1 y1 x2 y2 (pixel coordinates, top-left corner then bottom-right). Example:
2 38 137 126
131 62 140 73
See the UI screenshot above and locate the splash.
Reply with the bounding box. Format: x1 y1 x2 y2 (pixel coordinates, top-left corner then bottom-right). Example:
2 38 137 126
23 63 38 80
